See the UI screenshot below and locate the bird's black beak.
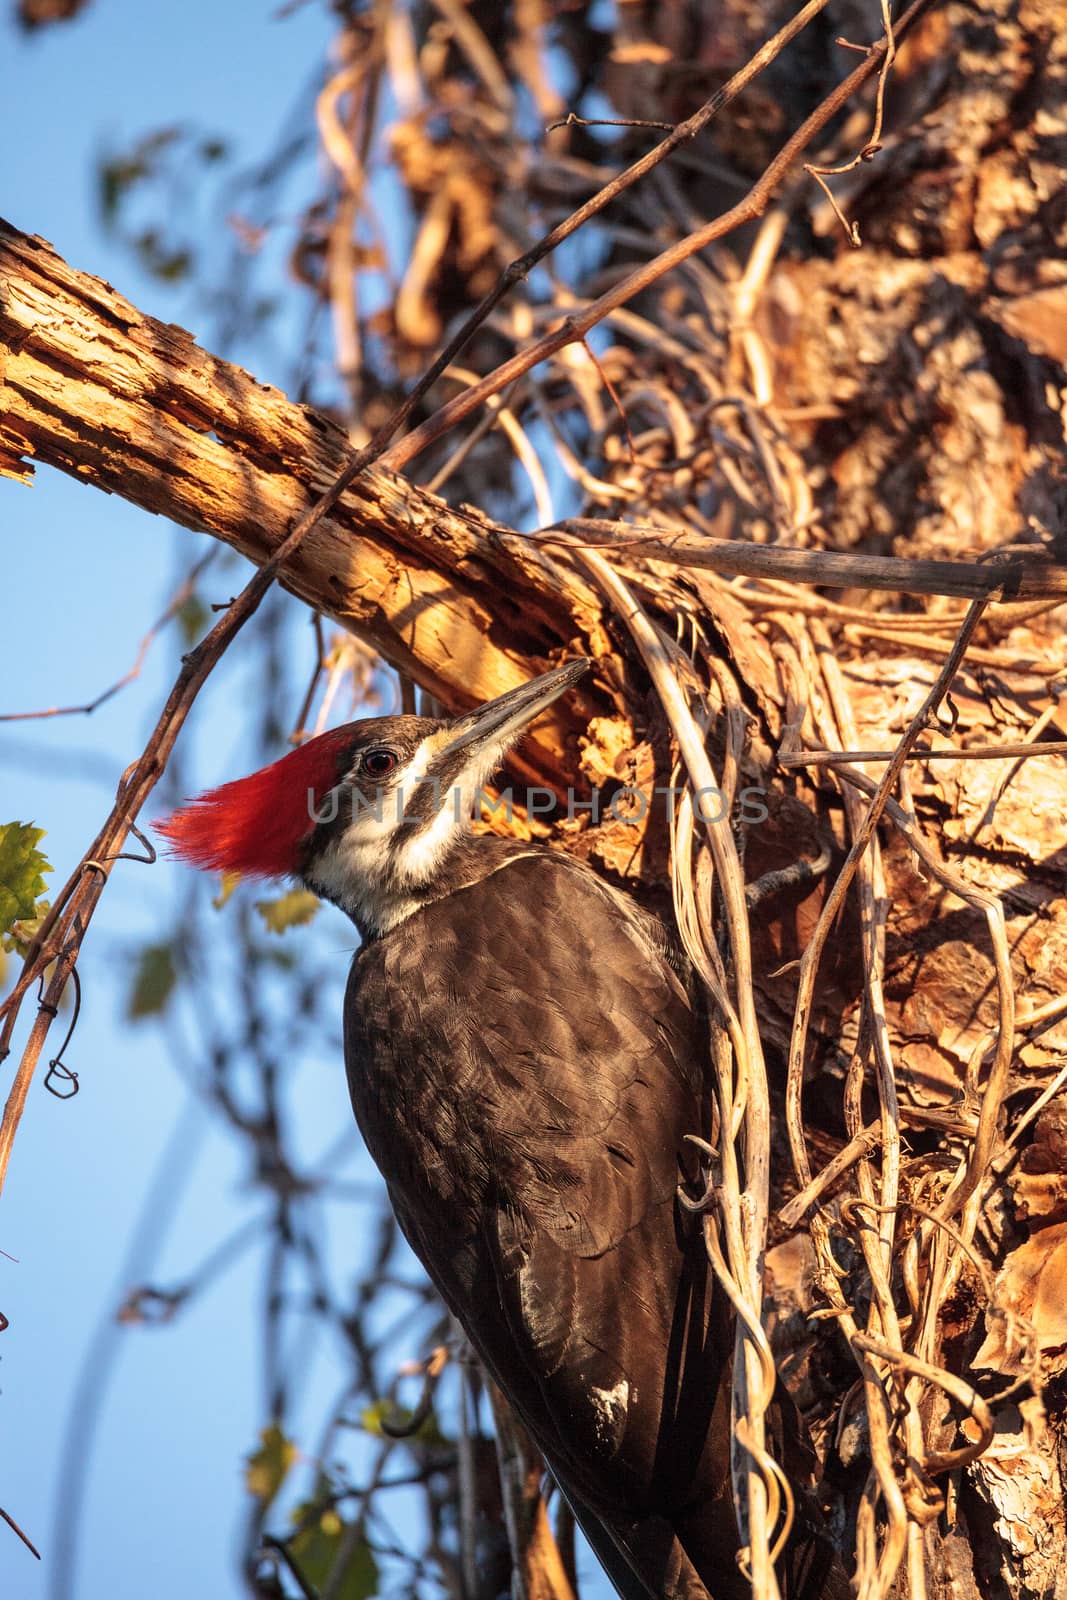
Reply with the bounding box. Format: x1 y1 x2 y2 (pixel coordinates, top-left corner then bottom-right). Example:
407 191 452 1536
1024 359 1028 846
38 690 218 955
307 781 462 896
436 658 592 766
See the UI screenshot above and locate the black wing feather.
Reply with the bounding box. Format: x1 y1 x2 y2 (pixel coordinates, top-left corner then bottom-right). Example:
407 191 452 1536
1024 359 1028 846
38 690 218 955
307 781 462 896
343 849 835 1600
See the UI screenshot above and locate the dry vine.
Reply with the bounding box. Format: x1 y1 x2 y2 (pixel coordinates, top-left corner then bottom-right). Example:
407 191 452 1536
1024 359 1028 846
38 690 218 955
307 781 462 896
4 1 1067 1597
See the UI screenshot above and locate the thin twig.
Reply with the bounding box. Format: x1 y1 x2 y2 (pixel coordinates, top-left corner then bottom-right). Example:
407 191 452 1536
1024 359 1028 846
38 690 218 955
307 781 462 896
778 1122 882 1227
851 1332 995 1475
0 551 214 722
804 0 897 249
0 1505 41 1561
530 520 1067 602
383 0 934 470
784 601 989 1194
781 738 1067 766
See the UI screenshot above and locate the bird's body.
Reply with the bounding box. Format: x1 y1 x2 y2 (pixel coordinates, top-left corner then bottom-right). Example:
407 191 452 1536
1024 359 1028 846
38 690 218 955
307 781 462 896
343 839 740 1598
158 660 842 1600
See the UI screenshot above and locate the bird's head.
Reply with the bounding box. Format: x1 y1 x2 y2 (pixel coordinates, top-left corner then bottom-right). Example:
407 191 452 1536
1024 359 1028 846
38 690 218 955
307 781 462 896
157 657 591 937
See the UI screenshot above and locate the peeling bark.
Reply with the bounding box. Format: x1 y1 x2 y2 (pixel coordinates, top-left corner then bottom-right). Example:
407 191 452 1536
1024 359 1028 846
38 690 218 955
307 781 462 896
0 219 602 781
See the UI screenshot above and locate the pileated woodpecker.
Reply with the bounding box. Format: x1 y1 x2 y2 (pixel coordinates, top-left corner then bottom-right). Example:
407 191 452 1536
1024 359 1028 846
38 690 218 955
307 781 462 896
159 660 840 1600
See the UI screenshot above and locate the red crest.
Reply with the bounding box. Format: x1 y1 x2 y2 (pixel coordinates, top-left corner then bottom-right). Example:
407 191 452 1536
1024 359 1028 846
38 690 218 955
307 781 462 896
156 725 355 877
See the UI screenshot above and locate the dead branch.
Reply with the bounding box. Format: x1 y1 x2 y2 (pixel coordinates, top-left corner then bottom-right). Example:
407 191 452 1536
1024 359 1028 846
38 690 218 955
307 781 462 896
540 521 1067 602
0 218 595 774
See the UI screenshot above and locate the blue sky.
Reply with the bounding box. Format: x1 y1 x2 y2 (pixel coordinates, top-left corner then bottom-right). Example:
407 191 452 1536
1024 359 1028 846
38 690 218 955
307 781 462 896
0 5 380 1598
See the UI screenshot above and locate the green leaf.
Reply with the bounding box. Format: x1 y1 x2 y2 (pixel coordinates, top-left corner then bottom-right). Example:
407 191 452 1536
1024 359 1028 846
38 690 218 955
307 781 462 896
98 155 149 222
97 126 184 222
134 229 193 283
261 947 297 972
176 594 211 647
254 889 320 935
360 1399 449 1449
127 943 177 1019
245 1423 298 1505
0 822 52 940
2 900 51 958
288 1508 378 1600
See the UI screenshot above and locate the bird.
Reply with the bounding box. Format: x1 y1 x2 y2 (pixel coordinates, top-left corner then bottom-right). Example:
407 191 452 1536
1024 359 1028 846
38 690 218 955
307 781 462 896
158 657 842 1600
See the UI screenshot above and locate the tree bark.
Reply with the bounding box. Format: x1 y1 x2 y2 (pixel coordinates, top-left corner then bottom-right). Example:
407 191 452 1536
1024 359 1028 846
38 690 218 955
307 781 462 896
0 219 601 780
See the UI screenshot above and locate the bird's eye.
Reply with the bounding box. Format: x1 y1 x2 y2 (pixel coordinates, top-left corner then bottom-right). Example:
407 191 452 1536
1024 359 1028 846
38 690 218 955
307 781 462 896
361 748 398 778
